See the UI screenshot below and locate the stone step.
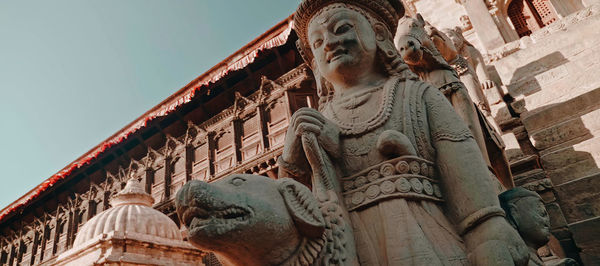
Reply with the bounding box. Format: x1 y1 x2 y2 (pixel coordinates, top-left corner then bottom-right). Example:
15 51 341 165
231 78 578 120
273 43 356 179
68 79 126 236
554 172 600 225
540 136 600 186
521 87 600 133
509 154 540 176
513 168 547 187
568 216 600 266
528 107 600 151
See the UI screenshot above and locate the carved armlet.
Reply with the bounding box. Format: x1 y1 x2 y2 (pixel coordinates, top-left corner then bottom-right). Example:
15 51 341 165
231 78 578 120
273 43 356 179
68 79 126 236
457 206 506 236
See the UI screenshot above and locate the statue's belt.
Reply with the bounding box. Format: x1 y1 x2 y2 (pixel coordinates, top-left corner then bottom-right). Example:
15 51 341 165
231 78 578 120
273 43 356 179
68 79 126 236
341 156 443 211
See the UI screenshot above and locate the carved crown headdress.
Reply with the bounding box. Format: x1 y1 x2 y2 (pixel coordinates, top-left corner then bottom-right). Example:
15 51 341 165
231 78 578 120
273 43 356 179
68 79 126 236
294 0 405 64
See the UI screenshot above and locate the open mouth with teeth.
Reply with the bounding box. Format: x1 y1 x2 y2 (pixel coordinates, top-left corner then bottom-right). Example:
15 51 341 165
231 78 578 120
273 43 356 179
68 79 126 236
183 205 252 236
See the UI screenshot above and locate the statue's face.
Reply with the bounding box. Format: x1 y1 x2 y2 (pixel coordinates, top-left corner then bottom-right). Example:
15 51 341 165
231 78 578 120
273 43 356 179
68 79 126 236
175 175 296 253
394 18 425 66
443 29 463 49
308 7 378 83
513 196 551 248
395 34 423 65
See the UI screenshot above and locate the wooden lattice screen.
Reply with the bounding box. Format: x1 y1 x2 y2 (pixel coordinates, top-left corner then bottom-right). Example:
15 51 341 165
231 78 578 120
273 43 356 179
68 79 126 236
508 0 559 37
531 0 558 26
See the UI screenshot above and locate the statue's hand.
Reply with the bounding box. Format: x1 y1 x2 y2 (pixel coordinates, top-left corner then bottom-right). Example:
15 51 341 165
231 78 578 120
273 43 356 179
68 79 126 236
282 108 340 163
465 216 529 266
481 80 495 90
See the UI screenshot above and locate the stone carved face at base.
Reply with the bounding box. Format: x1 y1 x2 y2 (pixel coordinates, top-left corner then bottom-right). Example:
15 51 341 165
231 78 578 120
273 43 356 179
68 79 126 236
175 175 326 266
308 7 380 87
513 196 551 247
500 188 551 249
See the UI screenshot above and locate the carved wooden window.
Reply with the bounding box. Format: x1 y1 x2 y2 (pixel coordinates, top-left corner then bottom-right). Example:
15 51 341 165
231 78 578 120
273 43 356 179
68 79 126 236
169 157 187 198
55 220 68 255
21 237 32 266
531 0 557 26
288 92 317 113
151 165 166 203
240 115 263 162
1 248 7 265
192 142 211 181
42 226 51 262
43 225 54 260
33 231 44 265
508 0 558 37
15 242 24 265
215 129 235 174
266 100 289 148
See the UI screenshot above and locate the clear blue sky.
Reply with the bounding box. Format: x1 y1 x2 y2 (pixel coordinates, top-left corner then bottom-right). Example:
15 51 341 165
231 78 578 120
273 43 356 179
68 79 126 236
0 1 298 209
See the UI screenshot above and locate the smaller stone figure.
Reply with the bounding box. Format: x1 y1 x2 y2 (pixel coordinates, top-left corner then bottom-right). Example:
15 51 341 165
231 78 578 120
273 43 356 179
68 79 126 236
175 174 356 266
442 27 504 106
395 14 512 189
499 188 579 266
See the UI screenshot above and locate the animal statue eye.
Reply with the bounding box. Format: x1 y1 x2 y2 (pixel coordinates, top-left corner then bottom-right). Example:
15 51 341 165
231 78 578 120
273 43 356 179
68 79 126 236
334 23 352 34
231 177 246 186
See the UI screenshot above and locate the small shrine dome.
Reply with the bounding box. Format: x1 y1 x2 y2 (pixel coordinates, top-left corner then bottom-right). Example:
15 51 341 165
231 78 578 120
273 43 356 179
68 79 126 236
73 179 182 246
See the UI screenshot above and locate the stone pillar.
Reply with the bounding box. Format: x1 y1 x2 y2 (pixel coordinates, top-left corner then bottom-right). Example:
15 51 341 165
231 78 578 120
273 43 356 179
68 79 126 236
486 1 520 43
458 0 506 51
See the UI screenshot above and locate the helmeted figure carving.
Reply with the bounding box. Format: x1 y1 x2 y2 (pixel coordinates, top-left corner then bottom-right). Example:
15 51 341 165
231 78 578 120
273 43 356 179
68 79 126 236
394 14 512 189
279 0 528 265
500 188 579 266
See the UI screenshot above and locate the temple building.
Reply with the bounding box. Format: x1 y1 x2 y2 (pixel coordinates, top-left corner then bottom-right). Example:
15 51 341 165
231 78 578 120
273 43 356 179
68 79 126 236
1 1 599 265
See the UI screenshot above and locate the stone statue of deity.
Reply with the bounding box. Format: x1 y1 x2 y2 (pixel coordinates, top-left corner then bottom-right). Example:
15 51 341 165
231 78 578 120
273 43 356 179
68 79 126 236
442 27 504 106
394 14 512 189
278 0 528 265
499 188 579 266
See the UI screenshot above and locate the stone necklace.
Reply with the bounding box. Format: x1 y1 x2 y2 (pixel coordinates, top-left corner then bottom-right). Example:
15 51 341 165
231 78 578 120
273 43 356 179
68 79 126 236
326 76 399 136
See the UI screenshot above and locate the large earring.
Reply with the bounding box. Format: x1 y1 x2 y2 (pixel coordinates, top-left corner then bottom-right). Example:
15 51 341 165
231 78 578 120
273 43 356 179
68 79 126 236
374 23 412 77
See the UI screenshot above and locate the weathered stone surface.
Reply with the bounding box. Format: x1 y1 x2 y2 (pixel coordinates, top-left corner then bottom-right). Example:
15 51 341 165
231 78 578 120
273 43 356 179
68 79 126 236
529 109 599 151
521 88 600 134
554 172 600 223
569 216 600 265
493 14 600 114
503 131 526 162
490 102 514 128
546 202 568 229
514 168 547 187
541 136 600 185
